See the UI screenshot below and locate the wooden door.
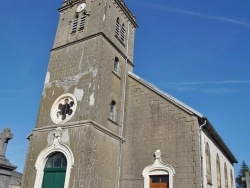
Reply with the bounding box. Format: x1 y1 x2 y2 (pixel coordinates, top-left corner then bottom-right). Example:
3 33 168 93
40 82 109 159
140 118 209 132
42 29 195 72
42 168 66 188
41 152 67 188
150 175 169 188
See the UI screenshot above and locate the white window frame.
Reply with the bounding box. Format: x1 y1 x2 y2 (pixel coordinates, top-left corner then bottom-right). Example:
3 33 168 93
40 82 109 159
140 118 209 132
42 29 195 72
34 127 74 188
142 150 175 188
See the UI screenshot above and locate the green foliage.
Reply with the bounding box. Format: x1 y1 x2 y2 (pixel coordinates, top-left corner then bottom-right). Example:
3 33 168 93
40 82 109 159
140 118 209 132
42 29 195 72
236 161 250 188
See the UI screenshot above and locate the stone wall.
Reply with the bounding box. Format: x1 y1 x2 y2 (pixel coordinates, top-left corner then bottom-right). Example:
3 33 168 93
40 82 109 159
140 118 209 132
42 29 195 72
36 35 132 131
21 122 120 188
121 76 202 188
203 130 235 188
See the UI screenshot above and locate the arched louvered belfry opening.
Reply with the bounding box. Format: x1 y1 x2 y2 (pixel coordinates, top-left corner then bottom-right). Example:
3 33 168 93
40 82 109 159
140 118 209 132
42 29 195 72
79 12 87 30
115 17 120 36
121 23 125 42
72 14 79 33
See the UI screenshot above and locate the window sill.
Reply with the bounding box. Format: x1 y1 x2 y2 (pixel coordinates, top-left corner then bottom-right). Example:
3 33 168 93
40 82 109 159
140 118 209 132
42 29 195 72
108 118 119 126
112 71 121 79
114 34 125 47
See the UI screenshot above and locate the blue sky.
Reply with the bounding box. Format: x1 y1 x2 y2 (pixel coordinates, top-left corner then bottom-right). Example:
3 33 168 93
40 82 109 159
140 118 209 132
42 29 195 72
0 0 249 176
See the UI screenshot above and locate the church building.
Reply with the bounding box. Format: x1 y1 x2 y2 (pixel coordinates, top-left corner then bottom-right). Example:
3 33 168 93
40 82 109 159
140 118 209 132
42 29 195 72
21 0 237 188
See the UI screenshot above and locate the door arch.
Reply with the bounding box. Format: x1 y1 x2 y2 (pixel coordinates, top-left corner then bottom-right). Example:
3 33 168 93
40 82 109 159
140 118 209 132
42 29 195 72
34 127 74 188
142 150 175 188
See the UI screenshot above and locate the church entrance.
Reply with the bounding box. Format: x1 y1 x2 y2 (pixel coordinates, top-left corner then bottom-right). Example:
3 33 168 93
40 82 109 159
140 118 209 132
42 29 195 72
41 152 67 188
150 175 169 188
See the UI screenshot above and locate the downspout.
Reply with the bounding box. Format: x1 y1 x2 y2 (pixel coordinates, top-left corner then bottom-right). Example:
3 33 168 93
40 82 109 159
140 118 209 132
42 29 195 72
117 23 130 188
199 120 207 188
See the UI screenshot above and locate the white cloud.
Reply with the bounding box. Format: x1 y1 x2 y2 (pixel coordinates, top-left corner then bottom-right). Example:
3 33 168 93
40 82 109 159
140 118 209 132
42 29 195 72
172 86 239 94
165 80 250 85
141 2 250 28
156 80 250 94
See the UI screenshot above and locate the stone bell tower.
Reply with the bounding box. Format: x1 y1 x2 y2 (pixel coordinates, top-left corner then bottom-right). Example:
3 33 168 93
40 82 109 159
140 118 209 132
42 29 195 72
21 0 137 187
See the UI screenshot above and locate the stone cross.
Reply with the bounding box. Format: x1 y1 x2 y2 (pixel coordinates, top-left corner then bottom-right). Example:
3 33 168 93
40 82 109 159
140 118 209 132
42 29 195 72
0 128 13 157
242 172 250 188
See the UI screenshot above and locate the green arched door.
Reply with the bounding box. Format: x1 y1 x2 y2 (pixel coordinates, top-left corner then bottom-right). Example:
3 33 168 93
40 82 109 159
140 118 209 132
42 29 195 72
42 152 67 188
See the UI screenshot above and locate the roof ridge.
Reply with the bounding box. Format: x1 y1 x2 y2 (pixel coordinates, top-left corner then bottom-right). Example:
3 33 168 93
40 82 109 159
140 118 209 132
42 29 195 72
128 71 205 118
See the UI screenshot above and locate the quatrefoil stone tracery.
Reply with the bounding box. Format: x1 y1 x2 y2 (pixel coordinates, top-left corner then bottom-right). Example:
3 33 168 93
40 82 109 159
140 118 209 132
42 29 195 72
57 98 74 120
51 94 77 124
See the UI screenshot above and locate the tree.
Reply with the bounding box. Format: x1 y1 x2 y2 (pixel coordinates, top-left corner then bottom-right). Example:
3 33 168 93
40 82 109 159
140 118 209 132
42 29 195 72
236 161 250 188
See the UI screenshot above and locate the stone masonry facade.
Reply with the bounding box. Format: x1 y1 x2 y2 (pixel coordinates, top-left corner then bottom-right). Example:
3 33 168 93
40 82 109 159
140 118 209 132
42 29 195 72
121 75 201 188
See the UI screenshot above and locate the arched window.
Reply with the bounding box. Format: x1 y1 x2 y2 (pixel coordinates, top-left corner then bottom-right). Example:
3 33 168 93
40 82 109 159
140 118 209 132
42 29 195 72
79 12 87 30
216 154 221 188
205 143 212 185
110 101 116 121
114 57 119 73
224 163 228 188
230 169 234 188
42 152 67 188
115 17 120 36
121 24 126 42
72 14 79 33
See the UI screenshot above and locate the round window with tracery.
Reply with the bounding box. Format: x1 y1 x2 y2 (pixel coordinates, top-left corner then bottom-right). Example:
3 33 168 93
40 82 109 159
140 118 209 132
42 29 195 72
50 94 77 124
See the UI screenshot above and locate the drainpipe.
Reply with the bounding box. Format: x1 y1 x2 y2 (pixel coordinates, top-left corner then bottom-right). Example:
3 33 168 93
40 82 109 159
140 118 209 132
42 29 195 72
117 22 130 188
199 120 207 188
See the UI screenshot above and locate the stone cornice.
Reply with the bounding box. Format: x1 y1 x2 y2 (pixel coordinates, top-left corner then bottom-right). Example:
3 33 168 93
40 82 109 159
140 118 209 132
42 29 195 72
32 120 125 142
51 32 134 66
113 0 138 28
59 0 82 12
